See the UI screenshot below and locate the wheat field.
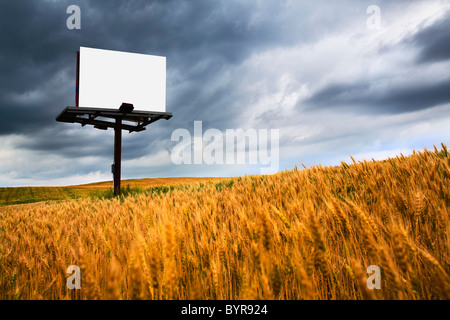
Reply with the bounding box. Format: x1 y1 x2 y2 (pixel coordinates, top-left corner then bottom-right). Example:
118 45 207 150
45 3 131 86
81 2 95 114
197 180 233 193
0 144 449 300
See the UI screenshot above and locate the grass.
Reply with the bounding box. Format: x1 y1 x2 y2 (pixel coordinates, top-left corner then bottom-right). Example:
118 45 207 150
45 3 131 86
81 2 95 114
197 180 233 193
0 186 93 206
0 144 449 300
0 177 226 207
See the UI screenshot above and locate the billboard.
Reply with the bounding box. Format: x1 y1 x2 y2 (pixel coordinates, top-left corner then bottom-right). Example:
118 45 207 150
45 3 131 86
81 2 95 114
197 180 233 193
78 47 166 112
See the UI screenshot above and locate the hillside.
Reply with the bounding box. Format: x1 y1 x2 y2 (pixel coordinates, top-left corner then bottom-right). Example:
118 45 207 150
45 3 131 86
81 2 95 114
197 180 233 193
0 144 449 300
0 177 226 207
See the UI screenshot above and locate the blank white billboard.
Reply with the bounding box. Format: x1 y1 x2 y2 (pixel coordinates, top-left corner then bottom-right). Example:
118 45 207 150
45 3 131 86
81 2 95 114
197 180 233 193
78 47 166 112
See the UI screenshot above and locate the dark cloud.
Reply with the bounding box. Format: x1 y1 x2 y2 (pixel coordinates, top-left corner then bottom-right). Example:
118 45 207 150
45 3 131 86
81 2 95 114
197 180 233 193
305 78 450 114
0 0 307 136
411 9 450 64
0 0 78 135
11 123 173 161
14 126 112 158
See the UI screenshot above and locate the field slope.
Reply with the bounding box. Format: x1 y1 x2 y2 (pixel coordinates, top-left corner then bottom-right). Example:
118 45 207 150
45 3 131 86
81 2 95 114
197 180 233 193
0 177 225 207
0 145 449 300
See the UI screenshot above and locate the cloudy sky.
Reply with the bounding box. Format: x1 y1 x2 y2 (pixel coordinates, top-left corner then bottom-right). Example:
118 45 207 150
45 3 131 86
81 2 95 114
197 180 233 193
1 0 449 187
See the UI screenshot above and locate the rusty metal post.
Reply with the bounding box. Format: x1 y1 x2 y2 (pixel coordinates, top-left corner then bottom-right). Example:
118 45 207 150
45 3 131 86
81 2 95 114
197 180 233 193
113 117 122 195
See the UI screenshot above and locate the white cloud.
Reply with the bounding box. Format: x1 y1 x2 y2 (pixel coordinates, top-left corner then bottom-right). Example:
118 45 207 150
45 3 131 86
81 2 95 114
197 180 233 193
0 171 112 188
123 149 172 168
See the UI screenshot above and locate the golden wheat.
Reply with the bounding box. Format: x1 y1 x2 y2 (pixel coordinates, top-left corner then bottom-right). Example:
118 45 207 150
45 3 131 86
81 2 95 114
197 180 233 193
0 144 449 299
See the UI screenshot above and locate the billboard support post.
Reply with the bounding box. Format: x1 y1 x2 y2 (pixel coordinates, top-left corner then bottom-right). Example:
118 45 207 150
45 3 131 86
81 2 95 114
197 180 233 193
113 117 122 196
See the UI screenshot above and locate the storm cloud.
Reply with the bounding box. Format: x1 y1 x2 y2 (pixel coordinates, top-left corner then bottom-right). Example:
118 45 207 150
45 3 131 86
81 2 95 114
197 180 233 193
1 0 449 186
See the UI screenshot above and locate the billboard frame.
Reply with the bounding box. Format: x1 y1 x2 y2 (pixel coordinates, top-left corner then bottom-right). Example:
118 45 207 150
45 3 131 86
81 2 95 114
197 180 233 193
56 47 173 196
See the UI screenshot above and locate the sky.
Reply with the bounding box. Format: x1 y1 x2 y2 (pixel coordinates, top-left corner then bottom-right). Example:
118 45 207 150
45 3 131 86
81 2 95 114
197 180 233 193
0 0 449 187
